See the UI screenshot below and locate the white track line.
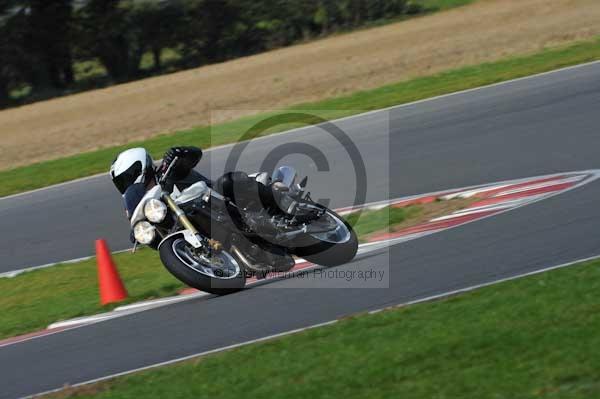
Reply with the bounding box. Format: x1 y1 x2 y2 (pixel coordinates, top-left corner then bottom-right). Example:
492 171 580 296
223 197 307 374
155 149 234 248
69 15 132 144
440 183 512 200
48 292 212 329
452 195 545 214
24 252 600 399
440 175 583 200
429 207 504 222
0 248 132 279
3 59 600 204
491 175 584 197
430 195 551 221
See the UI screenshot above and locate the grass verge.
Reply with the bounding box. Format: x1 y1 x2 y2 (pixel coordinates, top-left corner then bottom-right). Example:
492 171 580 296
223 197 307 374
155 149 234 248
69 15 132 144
345 197 475 242
2 36 600 198
0 198 474 340
45 257 600 399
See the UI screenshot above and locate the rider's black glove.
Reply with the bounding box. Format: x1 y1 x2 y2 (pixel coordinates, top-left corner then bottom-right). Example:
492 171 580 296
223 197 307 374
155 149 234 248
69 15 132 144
163 147 183 166
159 146 203 179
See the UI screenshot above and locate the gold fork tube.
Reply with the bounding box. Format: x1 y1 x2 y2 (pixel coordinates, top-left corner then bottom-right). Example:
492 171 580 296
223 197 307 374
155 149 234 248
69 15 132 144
163 194 199 234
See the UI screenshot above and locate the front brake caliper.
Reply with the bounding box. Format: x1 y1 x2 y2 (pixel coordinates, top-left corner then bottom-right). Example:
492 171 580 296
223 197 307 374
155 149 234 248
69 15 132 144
208 239 223 253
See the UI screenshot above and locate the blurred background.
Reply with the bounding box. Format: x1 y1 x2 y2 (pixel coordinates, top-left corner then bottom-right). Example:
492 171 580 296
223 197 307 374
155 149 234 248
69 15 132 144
0 0 426 108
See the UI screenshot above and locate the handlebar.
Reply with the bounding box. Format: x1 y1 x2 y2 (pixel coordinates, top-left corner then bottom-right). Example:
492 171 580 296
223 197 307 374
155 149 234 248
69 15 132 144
159 156 179 187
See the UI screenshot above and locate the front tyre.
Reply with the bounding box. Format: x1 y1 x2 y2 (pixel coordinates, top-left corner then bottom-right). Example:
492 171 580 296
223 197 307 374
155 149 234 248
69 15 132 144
293 209 358 267
159 236 246 295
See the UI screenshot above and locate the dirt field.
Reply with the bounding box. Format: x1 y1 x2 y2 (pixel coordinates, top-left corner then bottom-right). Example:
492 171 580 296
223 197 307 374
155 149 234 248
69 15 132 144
1 0 600 170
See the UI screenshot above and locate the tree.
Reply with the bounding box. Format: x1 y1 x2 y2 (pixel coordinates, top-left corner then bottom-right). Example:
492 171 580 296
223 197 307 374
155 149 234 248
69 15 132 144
0 0 420 107
177 0 239 64
0 0 75 95
0 22 18 104
0 1 29 103
127 0 183 71
77 0 144 81
24 0 75 89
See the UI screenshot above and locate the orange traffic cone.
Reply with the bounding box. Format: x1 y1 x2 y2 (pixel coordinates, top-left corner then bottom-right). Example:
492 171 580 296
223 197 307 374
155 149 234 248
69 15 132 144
96 239 128 305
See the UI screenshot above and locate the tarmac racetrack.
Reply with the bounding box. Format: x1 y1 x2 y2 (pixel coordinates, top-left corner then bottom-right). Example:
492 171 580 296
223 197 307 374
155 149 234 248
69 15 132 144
1 62 600 398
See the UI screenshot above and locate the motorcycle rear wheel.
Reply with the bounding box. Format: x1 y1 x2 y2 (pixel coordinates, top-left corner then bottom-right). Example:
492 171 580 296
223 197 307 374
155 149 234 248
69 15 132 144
293 209 358 267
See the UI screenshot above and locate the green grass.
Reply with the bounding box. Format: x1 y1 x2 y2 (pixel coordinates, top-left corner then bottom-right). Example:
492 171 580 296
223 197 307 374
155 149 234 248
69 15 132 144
0 248 186 339
0 204 416 339
3 36 600 198
72 49 183 83
46 258 600 399
418 0 475 11
327 0 476 30
345 205 422 241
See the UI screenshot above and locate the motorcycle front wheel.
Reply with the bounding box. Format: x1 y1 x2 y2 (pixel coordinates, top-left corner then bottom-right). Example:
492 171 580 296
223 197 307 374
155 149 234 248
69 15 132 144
159 236 246 295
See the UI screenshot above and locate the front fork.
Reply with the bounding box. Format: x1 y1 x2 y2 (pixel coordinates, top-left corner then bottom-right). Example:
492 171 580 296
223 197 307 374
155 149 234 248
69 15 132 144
162 193 222 252
163 193 204 249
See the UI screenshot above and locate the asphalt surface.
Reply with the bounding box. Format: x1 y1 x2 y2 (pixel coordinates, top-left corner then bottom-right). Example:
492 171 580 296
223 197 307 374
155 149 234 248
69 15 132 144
1 62 600 398
4 61 600 273
3 182 600 399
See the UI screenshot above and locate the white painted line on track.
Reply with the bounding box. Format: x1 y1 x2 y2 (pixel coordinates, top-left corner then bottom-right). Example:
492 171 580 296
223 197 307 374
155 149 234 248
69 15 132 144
440 174 587 201
22 252 600 399
428 192 557 222
0 248 132 279
114 291 210 312
441 183 512 200
453 195 545 214
491 175 583 197
48 292 212 329
440 175 579 200
429 208 500 222
0 239 314 279
3 58 600 204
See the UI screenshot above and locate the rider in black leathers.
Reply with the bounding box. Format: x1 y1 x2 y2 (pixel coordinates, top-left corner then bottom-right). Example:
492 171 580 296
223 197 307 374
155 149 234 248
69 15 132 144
158 146 211 192
113 145 276 230
158 146 271 209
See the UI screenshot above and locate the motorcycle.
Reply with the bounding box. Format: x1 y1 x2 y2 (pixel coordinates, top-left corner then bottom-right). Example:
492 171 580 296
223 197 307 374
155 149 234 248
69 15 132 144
129 158 358 295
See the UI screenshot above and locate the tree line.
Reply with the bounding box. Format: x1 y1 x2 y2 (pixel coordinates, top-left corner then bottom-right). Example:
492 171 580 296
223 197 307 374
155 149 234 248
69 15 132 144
0 0 423 106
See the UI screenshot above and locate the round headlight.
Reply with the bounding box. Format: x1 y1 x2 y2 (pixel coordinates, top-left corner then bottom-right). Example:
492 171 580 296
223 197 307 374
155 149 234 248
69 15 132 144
144 199 167 223
133 221 156 245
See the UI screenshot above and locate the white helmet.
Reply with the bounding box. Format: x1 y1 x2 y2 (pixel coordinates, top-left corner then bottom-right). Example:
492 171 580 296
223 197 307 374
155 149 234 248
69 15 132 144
110 148 155 194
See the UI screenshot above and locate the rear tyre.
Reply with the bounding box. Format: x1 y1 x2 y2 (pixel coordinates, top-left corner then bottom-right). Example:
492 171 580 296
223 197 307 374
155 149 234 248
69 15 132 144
159 236 246 295
293 209 358 267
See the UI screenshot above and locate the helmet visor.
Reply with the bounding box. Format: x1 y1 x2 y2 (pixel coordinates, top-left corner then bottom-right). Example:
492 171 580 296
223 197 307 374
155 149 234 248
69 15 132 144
112 161 143 194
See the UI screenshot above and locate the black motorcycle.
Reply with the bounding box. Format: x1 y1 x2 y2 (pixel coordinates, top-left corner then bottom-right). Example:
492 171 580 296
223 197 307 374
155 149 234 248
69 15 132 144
129 160 358 295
